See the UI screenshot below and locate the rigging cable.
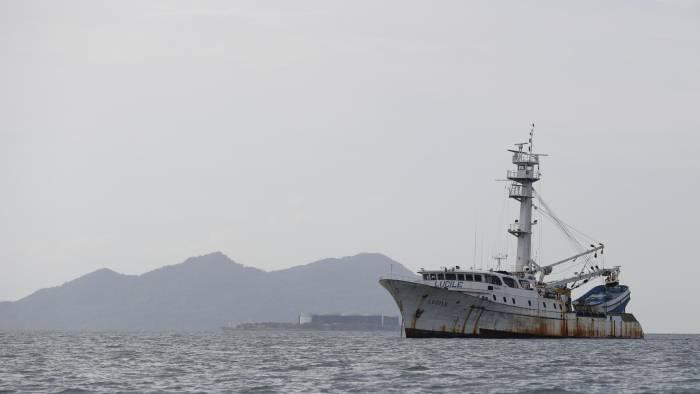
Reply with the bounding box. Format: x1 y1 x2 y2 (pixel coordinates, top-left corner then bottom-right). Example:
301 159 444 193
531 187 602 278
532 188 586 252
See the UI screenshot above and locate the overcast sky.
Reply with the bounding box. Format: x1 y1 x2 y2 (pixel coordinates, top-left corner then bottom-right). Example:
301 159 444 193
2 0 699 333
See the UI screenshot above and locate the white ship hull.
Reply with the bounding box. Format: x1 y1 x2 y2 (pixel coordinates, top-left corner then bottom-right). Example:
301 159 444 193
380 278 643 338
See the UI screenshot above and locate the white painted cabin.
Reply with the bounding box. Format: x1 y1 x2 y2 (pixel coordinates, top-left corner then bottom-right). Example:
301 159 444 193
418 268 570 315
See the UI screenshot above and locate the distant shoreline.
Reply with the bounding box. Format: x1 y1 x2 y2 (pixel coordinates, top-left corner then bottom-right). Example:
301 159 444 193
224 322 401 332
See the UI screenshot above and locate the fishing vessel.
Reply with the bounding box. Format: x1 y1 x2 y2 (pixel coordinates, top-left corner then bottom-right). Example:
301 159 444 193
379 127 643 338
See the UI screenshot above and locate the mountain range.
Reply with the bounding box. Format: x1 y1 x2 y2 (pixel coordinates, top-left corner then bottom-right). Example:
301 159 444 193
0 252 415 330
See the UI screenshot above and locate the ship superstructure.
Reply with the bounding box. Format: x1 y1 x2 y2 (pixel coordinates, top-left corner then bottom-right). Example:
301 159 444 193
379 128 643 338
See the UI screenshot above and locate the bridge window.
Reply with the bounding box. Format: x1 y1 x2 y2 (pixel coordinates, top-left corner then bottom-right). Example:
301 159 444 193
429 273 437 280
489 276 502 286
422 274 429 280
502 277 518 288
464 274 473 281
474 275 483 282
457 274 465 280
519 280 532 290
437 273 444 280
445 273 456 280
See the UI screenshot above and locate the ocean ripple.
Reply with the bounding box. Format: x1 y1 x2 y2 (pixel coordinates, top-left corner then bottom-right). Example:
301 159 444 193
0 332 697 393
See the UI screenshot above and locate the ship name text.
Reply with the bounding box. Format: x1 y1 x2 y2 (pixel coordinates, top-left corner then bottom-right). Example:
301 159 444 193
434 280 464 289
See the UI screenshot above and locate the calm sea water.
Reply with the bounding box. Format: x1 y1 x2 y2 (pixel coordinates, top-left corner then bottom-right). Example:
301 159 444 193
0 331 698 393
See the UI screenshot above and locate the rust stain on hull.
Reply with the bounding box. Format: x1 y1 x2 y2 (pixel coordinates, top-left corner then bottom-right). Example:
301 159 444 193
408 314 643 339
460 306 474 334
472 309 484 336
409 293 428 330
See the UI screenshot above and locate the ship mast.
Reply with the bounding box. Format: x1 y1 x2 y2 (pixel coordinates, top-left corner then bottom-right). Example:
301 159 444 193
507 125 542 272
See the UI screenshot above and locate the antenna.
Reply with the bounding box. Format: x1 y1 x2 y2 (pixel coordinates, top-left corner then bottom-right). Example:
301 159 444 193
473 225 477 269
529 122 535 153
493 253 508 271
480 233 484 269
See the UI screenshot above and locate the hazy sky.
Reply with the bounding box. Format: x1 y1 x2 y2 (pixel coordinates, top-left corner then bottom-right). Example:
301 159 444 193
2 1 699 333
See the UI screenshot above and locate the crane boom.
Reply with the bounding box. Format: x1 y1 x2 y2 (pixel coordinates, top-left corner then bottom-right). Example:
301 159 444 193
546 266 619 288
541 244 604 273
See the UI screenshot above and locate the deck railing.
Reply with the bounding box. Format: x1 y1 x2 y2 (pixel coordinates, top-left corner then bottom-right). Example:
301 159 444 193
512 152 539 165
509 184 532 198
507 169 540 180
379 273 423 284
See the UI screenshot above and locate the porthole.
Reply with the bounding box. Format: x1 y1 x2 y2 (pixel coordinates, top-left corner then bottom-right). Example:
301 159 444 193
492 294 497 301
543 302 546 308
528 300 532 306
512 298 516 304
503 296 507 303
